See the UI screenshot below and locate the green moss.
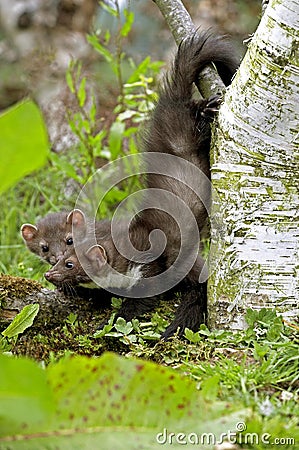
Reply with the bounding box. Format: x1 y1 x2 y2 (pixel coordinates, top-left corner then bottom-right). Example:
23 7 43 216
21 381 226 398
0 274 42 301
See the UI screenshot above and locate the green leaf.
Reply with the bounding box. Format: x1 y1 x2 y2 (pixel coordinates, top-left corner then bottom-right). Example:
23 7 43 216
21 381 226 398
0 100 49 194
201 374 221 401
108 121 125 159
184 328 202 343
100 1 118 17
78 78 86 108
126 57 151 84
89 96 97 125
126 57 164 85
2 304 39 338
198 324 211 336
93 322 113 338
0 353 247 448
0 355 54 436
245 308 257 327
104 29 111 45
111 297 122 308
253 342 269 360
121 10 134 37
267 321 283 341
87 35 113 63
65 313 77 326
49 152 81 182
91 129 106 157
117 110 137 122
66 70 75 94
114 318 133 335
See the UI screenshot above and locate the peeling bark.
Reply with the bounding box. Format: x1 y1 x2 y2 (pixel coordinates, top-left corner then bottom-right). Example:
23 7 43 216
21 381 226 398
209 0 299 328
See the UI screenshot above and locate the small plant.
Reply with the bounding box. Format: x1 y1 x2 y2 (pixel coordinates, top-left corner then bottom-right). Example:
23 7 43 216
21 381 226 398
0 303 40 354
94 315 161 345
52 2 163 215
183 309 299 406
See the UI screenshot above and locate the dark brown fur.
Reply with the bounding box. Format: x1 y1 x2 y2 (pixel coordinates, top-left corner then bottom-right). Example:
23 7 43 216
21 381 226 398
21 212 72 265
32 31 239 338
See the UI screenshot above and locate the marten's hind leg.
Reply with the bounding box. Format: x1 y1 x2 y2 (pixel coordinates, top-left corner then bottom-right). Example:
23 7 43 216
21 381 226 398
161 282 207 339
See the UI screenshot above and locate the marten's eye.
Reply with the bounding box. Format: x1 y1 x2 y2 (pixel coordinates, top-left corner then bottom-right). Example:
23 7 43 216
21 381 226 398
66 237 73 245
65 261 74 269
41 245 49 253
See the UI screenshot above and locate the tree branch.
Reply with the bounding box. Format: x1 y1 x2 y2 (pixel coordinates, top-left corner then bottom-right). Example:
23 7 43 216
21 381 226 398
152 0 226 97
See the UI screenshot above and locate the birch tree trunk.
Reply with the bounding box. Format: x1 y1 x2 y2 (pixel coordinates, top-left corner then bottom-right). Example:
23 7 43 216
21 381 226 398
208 0 299 329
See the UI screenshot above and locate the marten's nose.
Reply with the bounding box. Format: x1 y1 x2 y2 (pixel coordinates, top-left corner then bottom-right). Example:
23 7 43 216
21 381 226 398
44 271 52 281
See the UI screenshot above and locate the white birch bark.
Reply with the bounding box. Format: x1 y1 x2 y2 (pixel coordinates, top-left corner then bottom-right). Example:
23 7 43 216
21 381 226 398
208 0 299 328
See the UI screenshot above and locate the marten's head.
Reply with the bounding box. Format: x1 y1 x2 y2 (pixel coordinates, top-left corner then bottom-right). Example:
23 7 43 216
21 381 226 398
21 211 74 265
43 209 108 287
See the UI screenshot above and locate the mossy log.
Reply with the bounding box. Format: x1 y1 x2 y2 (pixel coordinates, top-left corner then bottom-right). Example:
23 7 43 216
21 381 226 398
0 274 110 331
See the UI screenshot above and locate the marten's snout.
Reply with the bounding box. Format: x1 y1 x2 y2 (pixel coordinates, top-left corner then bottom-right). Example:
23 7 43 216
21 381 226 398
45 267 66 283
44 270 53 281
44 270 60 282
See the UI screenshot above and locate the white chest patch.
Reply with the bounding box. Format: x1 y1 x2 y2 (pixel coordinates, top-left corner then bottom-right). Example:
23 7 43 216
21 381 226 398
79 281 100 290
80 264 143 291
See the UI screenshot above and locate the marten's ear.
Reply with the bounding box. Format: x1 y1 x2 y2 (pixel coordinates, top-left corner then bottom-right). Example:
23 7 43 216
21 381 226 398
85 245 107 270
67 209 86 227
67 209 87 238
20 224 38 242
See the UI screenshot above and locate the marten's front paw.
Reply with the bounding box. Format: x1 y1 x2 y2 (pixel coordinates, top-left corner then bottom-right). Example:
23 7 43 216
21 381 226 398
201 94 222 120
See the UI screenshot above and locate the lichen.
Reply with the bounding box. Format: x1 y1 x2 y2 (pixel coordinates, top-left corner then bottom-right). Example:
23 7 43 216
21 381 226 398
208 0 299 330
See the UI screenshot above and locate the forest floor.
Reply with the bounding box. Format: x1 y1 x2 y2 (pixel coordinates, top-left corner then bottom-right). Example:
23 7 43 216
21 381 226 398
1 273 298 448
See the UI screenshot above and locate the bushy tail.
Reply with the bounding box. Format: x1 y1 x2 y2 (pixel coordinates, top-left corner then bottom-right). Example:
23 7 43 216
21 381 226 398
162 30 239 101
142 29 239 192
